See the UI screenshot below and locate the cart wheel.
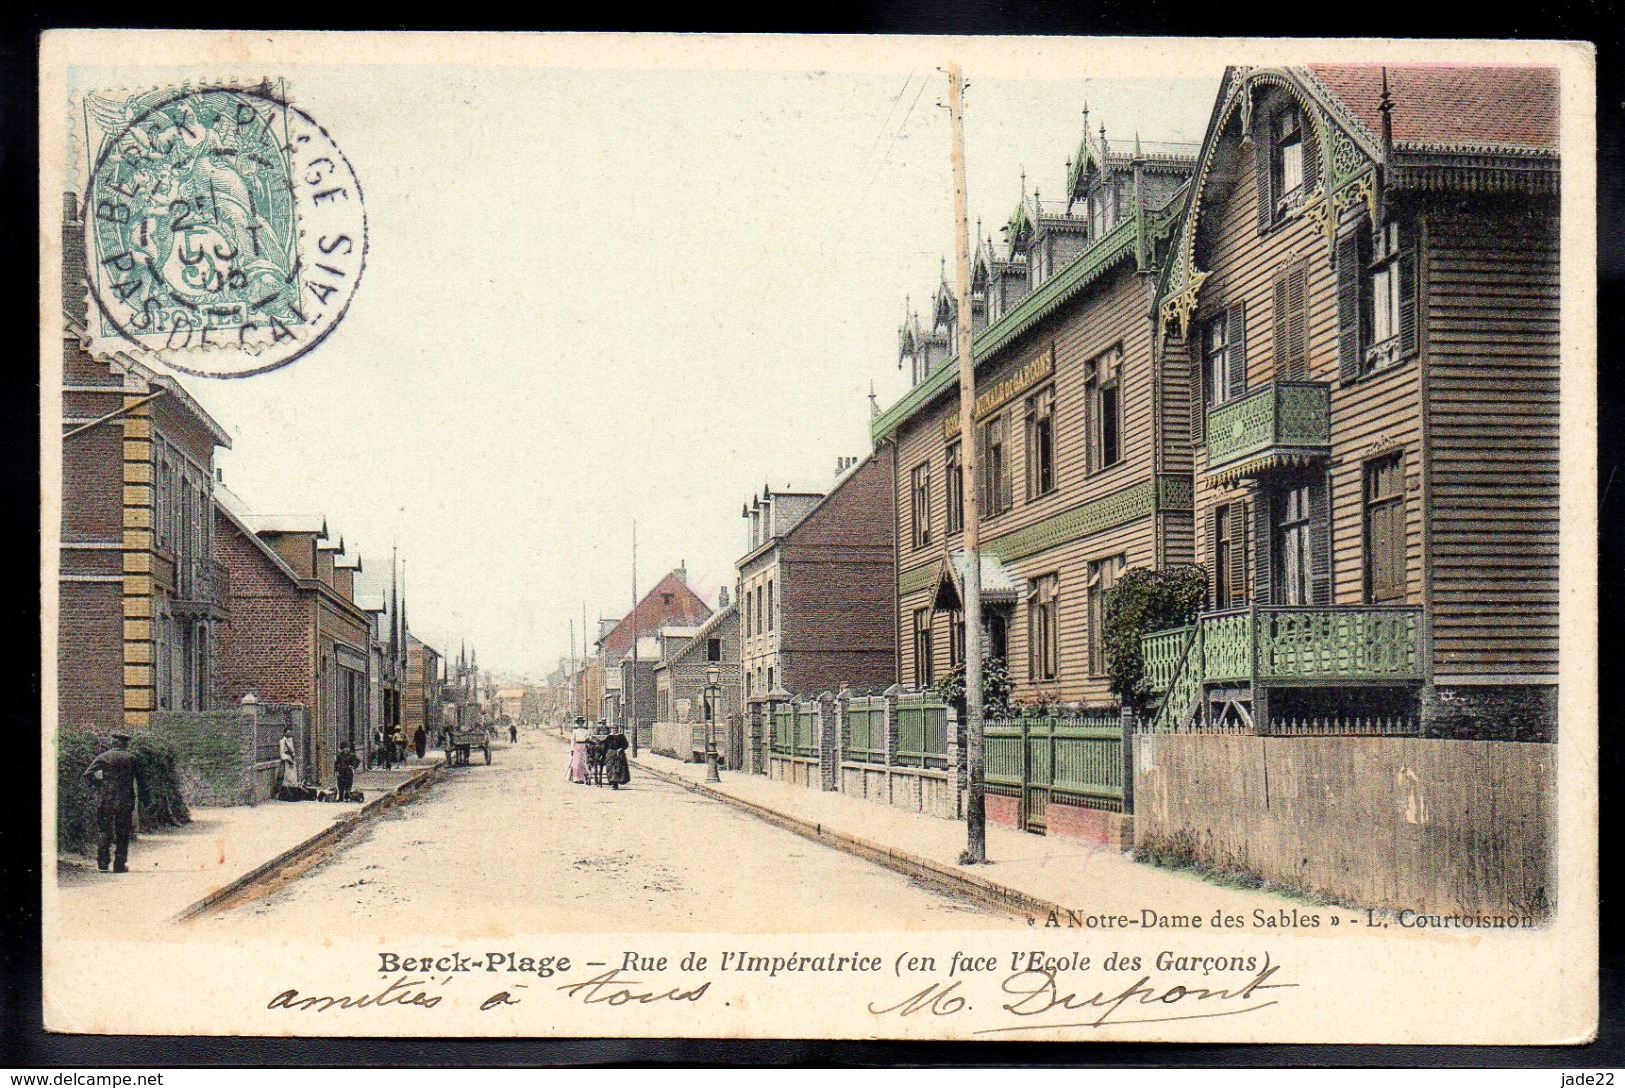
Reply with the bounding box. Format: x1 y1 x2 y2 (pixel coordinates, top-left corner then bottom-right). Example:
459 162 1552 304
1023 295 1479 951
483 745 492 765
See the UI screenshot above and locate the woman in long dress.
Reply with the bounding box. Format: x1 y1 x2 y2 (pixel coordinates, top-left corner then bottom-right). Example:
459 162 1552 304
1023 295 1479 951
603 726 631 790
568 720 591 784
278 727 298 795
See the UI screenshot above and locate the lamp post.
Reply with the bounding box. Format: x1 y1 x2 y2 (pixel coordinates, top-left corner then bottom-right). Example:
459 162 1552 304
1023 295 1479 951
705 662 722 782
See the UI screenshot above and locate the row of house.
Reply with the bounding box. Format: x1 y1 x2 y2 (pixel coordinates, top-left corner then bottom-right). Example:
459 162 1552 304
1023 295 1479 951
57 194 447 791
558 64 1562 914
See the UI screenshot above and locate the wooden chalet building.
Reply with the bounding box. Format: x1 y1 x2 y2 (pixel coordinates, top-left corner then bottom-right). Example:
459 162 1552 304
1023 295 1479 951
871 119 1198 707
1143 64 1560 740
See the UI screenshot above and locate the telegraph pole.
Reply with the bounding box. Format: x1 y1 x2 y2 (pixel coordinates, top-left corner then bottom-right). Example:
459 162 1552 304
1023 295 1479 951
948 63 987 865
629 520 640 757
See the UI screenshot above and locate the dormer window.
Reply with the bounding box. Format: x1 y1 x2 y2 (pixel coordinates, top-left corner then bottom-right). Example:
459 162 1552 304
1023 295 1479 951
1271 104 1306 213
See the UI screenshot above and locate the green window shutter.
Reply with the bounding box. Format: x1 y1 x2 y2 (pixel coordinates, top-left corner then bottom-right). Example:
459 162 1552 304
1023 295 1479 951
1251 494 1272 607
1206 507 1220 606
1254 110 1274 234
1191 345 1206 445
1229 502 1250 608
1308 470 1332 605
1336 227 1365 383
1227 302 1249 400
1398 241 1419 360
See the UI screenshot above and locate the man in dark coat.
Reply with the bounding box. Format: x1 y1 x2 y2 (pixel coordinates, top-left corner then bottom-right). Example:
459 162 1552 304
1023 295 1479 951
334 743 360 802
82 731 138 873
413 725 427 760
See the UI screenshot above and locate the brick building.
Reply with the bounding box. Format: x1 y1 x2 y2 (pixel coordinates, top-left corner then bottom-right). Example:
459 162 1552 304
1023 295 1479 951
58 193 233 732
212 496 373 787
592 567 712 744
406 634 443 744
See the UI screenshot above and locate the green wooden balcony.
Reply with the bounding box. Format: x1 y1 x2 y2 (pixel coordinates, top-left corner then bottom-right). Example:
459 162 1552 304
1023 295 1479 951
1142 604 1424 702
1206 381 1331 473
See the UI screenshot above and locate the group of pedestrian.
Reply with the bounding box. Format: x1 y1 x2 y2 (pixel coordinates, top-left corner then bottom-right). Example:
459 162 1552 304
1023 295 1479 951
370 725 428 770
567 717 630 790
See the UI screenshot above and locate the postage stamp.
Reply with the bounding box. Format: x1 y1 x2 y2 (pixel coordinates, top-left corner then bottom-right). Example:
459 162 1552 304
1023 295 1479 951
79 79 366 378
37 32 1597 1050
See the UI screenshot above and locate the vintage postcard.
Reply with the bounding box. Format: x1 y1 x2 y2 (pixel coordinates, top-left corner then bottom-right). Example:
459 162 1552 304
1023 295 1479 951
38 32 1597 1044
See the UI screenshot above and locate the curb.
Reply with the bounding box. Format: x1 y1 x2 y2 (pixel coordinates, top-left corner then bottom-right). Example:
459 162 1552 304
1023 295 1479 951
172 761 446 923
628 755 1069 923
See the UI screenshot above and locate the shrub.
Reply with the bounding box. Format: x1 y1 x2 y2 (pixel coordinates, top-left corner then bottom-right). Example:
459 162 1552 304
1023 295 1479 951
56 726 191 855
932 651 1013 717
1103 564 1207 706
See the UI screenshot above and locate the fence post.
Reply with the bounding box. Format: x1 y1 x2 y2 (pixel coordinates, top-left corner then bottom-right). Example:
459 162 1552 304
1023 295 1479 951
882 683 901 804
1120 704 1136 815
818 691 839 792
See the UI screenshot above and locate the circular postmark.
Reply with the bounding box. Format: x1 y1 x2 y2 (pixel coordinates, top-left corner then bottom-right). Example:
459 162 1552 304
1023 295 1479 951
82 83 367 378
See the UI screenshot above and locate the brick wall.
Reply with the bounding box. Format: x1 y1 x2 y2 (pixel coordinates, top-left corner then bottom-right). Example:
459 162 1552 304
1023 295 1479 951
57 581 123 729
214 507 314 708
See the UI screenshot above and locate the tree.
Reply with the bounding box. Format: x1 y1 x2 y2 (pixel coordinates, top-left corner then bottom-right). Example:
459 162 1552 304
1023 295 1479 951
1103 565 1207 706
933 650 1013 717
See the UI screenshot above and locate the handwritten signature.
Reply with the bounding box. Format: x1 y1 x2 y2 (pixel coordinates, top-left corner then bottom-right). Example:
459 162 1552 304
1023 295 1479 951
557 968 711 1007
868 966 1294 1031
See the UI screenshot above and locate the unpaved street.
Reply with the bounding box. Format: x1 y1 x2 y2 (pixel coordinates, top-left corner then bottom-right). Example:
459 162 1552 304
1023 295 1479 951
203 732 1007 935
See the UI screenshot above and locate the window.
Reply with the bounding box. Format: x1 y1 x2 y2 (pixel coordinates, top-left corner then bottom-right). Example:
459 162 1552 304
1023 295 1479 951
1271 104 1305 212
706 637 722 662
1200 307 1248 417
978 415 1010 518
947 608 965 669
1085 348 1122 472
944 441 964 534
766 578 775 631
1028 574 1059 682
1339 218 1417 380
912 608 934 688
1087 556 1125 676
1026 384 1056 497
1275 483 1314 606
1211 502 1247 609
911 462 933 549
1364 454 1406 602
1273 260 1310 381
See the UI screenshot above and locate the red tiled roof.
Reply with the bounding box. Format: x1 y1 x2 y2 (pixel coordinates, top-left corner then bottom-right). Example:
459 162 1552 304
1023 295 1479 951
1308 65 1558 152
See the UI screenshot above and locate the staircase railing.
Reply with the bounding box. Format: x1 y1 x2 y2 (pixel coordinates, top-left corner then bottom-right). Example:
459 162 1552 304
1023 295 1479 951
1145 623 1204 732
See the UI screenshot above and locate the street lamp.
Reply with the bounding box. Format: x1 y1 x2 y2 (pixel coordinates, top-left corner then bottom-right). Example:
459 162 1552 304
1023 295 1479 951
705 661 722 782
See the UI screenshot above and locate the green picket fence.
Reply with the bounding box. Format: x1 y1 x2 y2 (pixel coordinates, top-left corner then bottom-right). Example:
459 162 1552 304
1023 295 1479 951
842 696 887 763
985 712 1127 829
895 695 949 769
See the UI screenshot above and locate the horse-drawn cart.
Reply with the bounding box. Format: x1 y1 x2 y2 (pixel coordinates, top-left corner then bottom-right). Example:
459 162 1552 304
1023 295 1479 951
442 702 493 766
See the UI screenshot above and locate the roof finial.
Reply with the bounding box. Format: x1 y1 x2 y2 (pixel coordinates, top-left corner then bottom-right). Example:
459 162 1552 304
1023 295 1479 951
868 381 879 419
1099 121 1108 153
1020 165 1027 198
1133 130 1144 162
1378 66 1395 160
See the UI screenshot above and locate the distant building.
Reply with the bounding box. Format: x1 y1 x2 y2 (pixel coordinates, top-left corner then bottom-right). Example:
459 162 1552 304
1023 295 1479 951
212 498 372 787
652 604 742 765
592 567 712 745
406 634 442 742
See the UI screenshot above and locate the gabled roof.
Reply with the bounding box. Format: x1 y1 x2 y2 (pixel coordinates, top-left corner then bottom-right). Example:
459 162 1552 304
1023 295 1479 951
1068 128 1199 202
1306 64 1558 154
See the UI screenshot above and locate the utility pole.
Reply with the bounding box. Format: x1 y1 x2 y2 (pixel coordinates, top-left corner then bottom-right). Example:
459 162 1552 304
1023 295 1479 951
629 520 640 757
568 618 576 733
948 63 987 865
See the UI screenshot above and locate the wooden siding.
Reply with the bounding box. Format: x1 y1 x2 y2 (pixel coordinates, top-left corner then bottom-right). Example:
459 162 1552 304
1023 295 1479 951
1424 200 1560 679
890 260 1183 705
1188 114 1424 614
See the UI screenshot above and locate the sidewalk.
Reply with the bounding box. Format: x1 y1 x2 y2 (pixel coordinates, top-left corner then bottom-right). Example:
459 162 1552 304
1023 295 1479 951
54 754 445 936
627 747 1319 922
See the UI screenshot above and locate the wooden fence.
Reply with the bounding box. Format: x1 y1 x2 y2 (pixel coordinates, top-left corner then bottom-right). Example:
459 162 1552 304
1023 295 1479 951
986 710 1129 833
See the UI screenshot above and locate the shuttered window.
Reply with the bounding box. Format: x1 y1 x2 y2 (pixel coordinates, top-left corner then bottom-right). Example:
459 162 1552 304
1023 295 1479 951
912 607 934 688
1085 346 1123 473
1210 502 1249 609
1200 304 1248 420
1025 385 1056 498
1273 260 1310 380
1364 454 1406 602
1339 217 1418 381
979 414 1010 518
944 441 964 534
1028 573 1060 682
910 461 932 550
1087 555 1126 676
948 607 965 669
1275 484 1313 606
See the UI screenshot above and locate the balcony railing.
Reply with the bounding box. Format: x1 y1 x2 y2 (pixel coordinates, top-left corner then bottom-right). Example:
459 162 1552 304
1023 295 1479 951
173 558 231 618
1143 604 1423 699
1206 381 1331 472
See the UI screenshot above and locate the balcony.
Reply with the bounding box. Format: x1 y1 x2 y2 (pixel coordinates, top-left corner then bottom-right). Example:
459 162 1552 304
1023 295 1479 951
172 558 231 619
1143 604 1423 701
1206 381 1331 475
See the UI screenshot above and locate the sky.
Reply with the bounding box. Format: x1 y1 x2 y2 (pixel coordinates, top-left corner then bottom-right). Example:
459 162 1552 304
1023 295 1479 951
63 38 1223 681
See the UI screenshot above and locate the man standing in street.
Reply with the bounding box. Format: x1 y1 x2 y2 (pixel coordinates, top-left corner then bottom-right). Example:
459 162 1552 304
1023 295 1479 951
334 743 360 802
81 731 138 873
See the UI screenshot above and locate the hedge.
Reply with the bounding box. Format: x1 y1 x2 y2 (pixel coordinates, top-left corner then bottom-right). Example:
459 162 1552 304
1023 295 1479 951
57 726 191 855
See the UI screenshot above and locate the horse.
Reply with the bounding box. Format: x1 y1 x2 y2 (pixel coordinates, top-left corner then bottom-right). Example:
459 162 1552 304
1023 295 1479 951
585 736 608 786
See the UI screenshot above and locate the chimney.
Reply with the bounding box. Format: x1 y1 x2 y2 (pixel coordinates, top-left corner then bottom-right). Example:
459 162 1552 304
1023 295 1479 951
718 585 730 609
676 562 687 585
63 192 79 225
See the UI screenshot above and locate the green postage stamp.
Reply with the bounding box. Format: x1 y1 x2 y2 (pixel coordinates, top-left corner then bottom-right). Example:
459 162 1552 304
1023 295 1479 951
79 80 367 377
